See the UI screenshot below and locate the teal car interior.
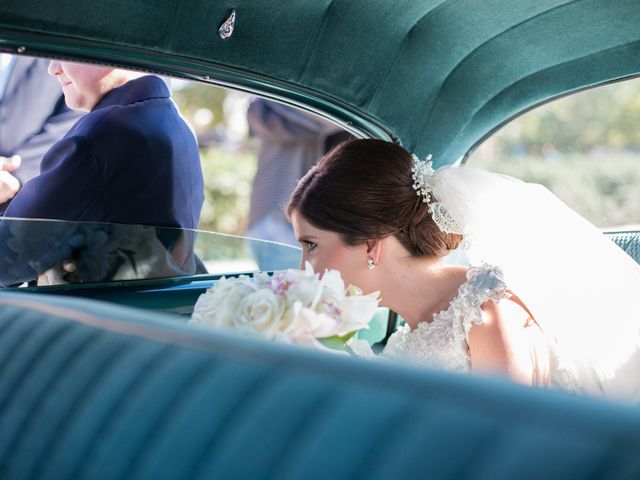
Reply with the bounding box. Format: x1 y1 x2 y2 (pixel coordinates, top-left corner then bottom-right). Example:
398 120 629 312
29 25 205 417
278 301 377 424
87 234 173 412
1 1 640 478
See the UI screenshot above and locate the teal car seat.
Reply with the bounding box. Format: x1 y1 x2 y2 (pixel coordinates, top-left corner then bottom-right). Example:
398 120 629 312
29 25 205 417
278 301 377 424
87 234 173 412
0 291 639 479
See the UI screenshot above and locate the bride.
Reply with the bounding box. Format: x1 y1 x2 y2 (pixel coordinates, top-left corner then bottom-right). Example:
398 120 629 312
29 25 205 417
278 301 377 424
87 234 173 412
287 139 640 402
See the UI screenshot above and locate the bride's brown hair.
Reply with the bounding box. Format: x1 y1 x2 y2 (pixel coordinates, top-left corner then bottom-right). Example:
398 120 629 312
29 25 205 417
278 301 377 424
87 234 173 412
287 139 462 257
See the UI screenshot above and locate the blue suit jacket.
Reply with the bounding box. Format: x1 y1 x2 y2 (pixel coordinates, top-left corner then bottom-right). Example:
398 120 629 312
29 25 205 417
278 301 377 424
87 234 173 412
3 75 204 230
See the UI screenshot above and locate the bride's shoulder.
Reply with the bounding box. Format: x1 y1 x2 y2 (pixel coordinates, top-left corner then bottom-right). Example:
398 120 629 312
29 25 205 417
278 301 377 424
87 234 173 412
444 265 471 284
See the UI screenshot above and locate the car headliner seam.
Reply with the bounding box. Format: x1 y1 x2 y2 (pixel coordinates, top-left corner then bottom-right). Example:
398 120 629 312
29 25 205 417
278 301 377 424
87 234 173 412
364 0 448 111
453 40 640 164
416 0 582 155
295 0 334 82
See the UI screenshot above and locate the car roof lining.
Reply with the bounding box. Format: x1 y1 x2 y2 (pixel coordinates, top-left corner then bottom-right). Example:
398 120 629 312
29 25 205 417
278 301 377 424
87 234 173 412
1 0 639 166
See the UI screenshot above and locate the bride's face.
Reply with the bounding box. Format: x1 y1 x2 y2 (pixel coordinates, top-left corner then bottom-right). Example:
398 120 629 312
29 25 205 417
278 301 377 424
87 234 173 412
291 210 372 291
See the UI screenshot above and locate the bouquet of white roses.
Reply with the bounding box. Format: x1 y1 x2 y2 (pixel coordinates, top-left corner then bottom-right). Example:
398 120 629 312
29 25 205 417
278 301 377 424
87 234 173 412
189 263 380 352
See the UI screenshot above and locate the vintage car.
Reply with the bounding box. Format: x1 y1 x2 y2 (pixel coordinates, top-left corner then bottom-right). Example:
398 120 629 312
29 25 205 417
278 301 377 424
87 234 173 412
0 1 639 479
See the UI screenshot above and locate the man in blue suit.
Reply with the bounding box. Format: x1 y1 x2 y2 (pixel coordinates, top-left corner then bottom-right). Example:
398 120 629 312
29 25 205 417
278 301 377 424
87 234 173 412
3 61 204 230
0 61 204 285
0 55 83 207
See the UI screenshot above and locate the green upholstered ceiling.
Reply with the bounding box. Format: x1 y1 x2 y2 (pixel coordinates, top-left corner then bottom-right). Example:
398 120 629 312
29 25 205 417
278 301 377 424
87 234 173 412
1 0 639 166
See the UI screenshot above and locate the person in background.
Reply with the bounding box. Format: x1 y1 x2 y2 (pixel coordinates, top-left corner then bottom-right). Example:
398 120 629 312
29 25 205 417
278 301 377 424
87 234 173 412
3 60 204 229
0 60 204 286
0 55 83 208
246 98 352 269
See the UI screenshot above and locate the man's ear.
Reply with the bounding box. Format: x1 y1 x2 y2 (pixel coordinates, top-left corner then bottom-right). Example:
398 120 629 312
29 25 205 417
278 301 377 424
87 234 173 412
365 238 382 265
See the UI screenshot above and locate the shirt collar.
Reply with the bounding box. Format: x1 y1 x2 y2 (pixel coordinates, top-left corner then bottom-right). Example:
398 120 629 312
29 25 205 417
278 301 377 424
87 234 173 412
92 75 170 111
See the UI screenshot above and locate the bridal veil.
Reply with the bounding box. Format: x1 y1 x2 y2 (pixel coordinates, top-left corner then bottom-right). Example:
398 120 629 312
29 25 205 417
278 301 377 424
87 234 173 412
434 165 640 401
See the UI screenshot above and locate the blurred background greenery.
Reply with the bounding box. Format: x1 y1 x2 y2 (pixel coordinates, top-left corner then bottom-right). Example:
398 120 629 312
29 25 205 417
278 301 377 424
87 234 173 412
173 77 639 234
469 79 640 229
198 146 256 234
173 82 258 234
468 153 638 228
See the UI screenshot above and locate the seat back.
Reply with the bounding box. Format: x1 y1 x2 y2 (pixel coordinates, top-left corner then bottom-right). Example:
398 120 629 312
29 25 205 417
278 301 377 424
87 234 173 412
606 230 640 264
1 291 640 479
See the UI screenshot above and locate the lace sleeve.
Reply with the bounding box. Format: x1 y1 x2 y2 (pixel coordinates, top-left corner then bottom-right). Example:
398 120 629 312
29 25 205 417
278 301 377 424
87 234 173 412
457 264 511 341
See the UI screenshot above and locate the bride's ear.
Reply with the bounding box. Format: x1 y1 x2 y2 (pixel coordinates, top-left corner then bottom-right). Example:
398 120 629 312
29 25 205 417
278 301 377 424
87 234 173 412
365 238 382 265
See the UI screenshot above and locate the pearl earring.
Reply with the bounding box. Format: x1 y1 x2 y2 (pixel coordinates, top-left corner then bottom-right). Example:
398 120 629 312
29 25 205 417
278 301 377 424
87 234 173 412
367 258 375 271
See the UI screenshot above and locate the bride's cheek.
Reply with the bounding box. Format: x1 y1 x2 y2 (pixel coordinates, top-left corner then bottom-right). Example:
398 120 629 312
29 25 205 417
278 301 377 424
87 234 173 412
307 257 322 272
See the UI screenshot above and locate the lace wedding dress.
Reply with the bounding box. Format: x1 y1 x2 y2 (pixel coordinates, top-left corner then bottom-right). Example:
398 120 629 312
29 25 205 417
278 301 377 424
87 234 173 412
383 162 640 402
382 263 581 394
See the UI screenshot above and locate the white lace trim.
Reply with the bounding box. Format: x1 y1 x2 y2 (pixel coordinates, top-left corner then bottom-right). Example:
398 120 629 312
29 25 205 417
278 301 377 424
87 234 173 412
383 264 509 371
428 201 463 235
382 263 581 394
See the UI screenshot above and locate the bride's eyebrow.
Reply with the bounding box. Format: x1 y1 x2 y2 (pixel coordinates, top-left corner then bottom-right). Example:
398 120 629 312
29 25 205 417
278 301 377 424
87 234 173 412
297 235 319 242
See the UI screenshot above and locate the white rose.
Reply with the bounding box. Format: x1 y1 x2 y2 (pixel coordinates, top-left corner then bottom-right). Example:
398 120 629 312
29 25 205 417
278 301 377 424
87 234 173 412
281 305 349 355
285 301 341 340
286 275 321 306
280 265 315 297
190 276 255 328
235 288 285 339
252 271 272 288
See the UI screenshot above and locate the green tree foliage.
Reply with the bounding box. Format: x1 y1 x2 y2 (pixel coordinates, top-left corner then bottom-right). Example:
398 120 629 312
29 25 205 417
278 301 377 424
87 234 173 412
471 154 639 228
198 144 257 234
495 79 640 156
173 82 258 236
172 82 226 131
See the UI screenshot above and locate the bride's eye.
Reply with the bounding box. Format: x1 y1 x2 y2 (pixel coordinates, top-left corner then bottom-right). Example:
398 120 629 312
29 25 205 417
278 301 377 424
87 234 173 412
305 241 317 252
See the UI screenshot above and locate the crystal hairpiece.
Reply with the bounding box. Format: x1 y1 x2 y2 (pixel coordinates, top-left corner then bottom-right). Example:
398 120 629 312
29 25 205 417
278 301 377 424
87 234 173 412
411 153 464 236
411 153 435 204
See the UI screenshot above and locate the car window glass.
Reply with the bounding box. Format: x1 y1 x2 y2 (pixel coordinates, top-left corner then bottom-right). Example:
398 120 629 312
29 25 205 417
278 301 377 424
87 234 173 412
172 80 354 268
0 218 300 287
0 54 351 283
468 77 640 230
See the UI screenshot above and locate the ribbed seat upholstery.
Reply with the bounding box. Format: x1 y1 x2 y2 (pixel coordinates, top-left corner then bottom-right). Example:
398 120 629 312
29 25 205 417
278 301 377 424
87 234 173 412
607 230 640 264
1 291 640 480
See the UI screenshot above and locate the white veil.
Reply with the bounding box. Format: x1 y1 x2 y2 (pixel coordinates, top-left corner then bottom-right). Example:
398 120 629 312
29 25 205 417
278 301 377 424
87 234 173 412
434 165 640 400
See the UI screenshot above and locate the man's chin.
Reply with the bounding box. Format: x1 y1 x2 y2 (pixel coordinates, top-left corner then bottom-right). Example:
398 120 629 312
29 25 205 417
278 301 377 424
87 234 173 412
64 98 91 112
62 92 92 112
